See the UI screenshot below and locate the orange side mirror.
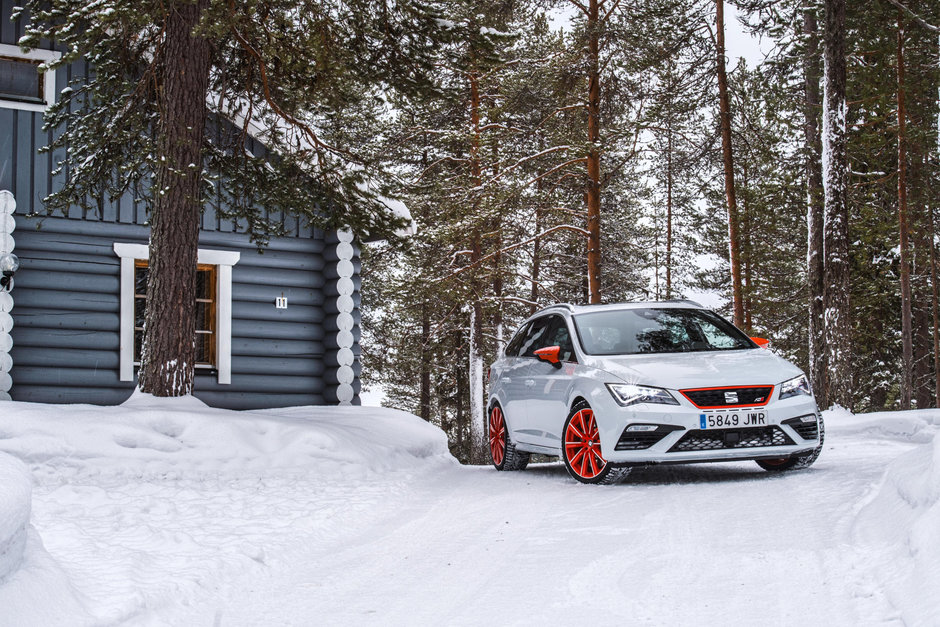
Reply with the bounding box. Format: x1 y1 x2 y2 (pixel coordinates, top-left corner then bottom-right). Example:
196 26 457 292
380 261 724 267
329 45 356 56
751 336 770 348
534 346 562 368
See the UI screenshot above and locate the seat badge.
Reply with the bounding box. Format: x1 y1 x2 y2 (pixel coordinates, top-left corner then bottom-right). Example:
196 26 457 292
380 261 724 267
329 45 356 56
724 391 739 404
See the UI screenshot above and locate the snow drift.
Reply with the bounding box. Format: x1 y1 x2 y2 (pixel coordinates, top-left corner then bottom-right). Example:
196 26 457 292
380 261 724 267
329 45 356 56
0 452 29 581
0 391 452 479
0 452 91 627
0 394 453 625
854 410 940 624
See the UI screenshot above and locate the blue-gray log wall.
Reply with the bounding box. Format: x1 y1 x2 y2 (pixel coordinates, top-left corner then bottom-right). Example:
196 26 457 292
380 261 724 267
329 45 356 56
0 2 362 408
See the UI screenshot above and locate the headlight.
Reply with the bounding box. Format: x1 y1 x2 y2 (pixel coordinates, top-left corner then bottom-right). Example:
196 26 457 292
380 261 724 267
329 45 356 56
779 374 811 399
606 383 679 407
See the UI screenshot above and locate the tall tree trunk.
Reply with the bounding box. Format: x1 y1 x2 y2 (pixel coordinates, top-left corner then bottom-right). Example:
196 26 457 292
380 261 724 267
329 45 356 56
716 0 744 327
822 0 853 409
897 10 914 409
530 192 543 316
666 125 673 300
585 0 602 304
911 153 933 407
490 104 504 350
420 302 431 423
468 305 485 463
138 0 212 397
742 163 753 333
804 2 827 407
467 68 486 464
930 197 940 406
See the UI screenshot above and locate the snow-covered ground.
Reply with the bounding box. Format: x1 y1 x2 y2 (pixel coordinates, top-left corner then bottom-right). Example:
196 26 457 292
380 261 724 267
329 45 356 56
0 396 938 626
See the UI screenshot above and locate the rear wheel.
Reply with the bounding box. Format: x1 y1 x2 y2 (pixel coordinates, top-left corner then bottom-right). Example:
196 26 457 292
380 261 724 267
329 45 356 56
756 414 826 471
489 404 529 471
562 401 630 484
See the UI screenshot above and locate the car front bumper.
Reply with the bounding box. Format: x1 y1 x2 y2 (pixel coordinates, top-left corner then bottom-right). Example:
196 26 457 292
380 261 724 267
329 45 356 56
593 391 821 466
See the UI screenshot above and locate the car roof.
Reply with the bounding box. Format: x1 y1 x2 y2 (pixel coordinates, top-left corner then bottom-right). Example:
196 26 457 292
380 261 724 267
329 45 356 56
532 300 704 319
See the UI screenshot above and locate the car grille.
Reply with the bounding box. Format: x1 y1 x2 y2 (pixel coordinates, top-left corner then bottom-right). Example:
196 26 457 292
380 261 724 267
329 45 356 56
680 386 774 408
668 426 794 452
782 416 819 440
615 425 684 451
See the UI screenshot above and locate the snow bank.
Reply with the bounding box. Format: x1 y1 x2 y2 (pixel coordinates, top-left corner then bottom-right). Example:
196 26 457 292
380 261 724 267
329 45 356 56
0 394 453 625
824 405 940 443
0 453 30 581
0 391 452 481
851 410 940 623
0 528 93 627
0 452 92 626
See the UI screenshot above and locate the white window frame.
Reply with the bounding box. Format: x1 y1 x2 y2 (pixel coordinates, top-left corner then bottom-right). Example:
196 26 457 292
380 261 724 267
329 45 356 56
0 44 61 113
113 243 240 384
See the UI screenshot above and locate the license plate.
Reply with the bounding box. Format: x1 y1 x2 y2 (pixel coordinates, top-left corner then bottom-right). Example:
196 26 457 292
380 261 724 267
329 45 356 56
700 412 767 429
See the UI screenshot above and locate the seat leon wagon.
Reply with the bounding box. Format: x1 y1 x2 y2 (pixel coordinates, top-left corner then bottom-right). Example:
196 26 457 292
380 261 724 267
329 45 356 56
487 302 824 484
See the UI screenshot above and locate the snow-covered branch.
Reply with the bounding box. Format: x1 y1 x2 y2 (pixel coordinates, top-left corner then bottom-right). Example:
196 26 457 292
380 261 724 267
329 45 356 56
435 224 591 283
881 0 939 32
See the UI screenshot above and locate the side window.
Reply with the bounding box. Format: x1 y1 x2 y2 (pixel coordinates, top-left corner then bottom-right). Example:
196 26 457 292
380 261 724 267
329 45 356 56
546 316 576 362
504 323 530 357
519 316 553 357
698 318 741 349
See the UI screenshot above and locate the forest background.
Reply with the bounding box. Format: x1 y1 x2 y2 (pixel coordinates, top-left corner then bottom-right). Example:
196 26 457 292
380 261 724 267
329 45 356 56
362 0 940 463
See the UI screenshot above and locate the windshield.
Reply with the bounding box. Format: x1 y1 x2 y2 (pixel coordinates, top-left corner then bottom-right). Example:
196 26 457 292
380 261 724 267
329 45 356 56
573 308 755 355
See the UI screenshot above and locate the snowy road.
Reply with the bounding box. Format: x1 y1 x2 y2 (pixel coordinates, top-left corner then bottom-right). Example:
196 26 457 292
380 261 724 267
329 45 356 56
3 401 937 626
188 435 908 626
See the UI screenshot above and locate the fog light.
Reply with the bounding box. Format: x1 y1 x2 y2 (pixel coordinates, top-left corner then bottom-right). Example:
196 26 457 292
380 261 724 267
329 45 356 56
626 424 658 432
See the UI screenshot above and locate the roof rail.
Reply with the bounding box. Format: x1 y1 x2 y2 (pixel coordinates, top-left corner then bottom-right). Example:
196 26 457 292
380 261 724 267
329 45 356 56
535 302 575 314
664 299 703 307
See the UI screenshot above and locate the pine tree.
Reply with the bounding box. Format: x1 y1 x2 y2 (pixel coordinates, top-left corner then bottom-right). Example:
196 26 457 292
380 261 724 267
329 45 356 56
822 0 853 408
17 0 447 396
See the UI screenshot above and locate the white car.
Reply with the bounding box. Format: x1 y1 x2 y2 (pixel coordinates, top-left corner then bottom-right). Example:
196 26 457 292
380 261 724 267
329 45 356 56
487 302 824 484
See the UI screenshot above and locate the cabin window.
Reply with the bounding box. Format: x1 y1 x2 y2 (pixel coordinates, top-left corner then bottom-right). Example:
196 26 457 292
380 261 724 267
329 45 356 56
133 262 218 367
0 44 60 112
114 243 240 385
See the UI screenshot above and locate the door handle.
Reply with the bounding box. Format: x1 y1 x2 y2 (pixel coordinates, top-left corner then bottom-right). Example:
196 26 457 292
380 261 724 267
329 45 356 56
525 379 535 387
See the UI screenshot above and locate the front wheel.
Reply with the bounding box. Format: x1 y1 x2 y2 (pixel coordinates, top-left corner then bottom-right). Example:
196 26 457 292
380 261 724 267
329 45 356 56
489 404 529 471
562 401 631 485
756 414 826 472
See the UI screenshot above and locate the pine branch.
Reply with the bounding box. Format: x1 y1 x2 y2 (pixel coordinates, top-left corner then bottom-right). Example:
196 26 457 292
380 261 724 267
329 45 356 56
564 0 591 17
524 157 588 187
226 0 356 170
880 0 939 32
436 225 592 283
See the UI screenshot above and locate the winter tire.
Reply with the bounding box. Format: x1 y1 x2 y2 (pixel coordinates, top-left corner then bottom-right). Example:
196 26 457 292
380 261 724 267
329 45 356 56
562 400 631 485
489 404 529 471
756 413 826 472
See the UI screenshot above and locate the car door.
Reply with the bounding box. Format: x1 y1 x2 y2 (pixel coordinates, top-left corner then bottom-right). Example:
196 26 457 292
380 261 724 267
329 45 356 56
504 316 553 445
524 315 576 448
496 321 532 442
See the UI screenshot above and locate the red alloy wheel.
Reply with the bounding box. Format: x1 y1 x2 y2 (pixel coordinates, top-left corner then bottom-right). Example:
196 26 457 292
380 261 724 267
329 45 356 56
489 406 507 466
564 408 607 479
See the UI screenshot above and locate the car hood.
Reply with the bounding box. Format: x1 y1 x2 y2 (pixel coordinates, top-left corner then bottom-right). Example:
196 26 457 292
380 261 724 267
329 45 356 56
585 349 803 390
